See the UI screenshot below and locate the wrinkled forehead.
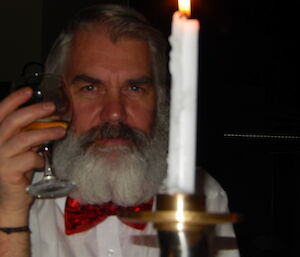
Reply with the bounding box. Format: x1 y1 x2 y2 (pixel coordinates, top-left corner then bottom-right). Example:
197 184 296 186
66 26 153 77
73 21 149 45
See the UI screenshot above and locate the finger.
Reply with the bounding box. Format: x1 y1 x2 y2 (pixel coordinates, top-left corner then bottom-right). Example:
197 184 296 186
25 168 34 183
0 127 66 158
0 101 56 144
0 151 43 186
0 87 33 122
0 152 39 212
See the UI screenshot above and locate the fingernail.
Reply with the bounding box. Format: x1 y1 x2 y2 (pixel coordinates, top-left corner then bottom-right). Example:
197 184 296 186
55 127 66 136
42 102 55 111
23 87 32 95
17 87 32 96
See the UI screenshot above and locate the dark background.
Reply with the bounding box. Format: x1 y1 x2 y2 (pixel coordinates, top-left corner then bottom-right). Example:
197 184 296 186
0 1 297 256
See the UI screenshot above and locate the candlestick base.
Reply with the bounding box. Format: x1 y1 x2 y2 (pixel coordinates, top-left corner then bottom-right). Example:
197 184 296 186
119 194 239 257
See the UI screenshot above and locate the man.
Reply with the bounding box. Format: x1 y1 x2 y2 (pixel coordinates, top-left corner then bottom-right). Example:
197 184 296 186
0 4 239 257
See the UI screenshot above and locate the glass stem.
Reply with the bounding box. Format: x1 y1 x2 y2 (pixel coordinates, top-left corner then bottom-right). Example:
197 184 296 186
42 145 54 177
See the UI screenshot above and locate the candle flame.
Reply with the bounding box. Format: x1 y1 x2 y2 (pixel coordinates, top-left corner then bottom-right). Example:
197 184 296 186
178 0 191 17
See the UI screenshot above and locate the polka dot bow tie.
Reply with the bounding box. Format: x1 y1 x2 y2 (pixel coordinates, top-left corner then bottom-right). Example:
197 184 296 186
65 197 153 235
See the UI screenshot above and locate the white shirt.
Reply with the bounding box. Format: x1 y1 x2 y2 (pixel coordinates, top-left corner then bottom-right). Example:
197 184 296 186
29 174 240 257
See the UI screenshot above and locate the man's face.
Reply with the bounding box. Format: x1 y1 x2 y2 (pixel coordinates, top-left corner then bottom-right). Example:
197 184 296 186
64 26 156 150
54 25 167 206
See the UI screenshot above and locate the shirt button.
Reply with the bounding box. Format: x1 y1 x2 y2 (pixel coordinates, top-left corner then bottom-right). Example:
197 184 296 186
107 249 115 256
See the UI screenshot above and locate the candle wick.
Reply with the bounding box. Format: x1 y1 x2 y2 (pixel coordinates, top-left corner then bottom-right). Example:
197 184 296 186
179 12 190 19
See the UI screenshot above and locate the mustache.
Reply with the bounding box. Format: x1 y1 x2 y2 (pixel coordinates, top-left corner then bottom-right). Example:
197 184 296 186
79 122 150 149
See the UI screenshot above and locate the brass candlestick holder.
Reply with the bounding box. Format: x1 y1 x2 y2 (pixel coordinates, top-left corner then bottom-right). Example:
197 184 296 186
120 194 239 257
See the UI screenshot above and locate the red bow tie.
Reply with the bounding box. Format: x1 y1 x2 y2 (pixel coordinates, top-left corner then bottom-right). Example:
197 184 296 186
65 197 153 235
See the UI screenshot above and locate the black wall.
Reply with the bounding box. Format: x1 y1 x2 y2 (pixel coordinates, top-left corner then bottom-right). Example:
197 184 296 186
1 1 297 256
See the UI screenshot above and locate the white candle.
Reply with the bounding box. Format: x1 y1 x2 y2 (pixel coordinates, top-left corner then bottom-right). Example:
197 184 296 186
167 2 200 194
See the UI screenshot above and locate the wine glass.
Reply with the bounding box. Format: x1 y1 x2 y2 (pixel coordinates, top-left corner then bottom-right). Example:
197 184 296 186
14 72 76 198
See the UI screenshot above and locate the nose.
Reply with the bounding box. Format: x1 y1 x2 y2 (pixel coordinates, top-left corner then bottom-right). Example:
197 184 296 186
100 94 127 124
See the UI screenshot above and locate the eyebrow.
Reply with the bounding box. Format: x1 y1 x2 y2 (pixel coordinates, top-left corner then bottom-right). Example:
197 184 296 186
127 76 154 85
71 74 154 86
72 74 102 85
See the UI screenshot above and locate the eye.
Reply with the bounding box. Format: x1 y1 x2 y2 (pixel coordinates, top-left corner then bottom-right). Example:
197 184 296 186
82 84 96 92
76 83 104 99
128 84 143 92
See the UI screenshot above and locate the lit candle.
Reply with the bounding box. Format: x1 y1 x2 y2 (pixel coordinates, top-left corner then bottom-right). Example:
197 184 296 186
167 0 200 194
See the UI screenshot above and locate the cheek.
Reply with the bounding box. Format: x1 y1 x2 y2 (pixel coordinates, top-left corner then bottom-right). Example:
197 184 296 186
128 99 156 134
70 101 101 134
69 94 157 135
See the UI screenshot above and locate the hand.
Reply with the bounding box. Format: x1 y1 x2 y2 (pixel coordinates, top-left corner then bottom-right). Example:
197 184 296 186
0 87 66 225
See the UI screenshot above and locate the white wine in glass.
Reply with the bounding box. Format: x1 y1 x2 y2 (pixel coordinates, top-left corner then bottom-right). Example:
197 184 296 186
16 73 76 198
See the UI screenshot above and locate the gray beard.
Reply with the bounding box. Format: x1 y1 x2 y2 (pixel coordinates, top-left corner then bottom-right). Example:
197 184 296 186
52 121 168 207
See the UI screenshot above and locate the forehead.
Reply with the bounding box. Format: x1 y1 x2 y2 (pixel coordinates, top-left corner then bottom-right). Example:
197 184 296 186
65 24 153 76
